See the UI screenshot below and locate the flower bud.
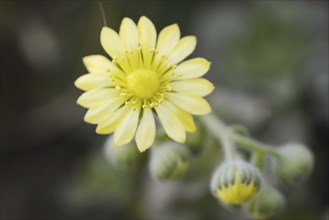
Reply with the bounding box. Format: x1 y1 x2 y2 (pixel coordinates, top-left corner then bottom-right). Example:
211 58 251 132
211 160 262 206
244 186 285 219
275 143 314 185
149 142 189 181
104 136 142 169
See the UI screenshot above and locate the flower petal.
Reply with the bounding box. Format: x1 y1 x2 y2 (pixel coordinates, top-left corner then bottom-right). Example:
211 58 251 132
84 97 124 124
166 92 211 115
74 73 114 91
77 88 117 108
168 36 196 64
137 16 157 49
170 78 215 97
136 108 155 152
161 101 196 132
120 17 139 51
100 27 123 58
114 108 140 146
96 105 130 134
156 24 180 56
174 58 211 80
82 55 113 74
155 101 186 143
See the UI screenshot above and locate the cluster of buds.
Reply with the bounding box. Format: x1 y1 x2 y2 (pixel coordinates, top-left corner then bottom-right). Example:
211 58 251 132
209 142 314 219
103 126 206 181
102 113 314 219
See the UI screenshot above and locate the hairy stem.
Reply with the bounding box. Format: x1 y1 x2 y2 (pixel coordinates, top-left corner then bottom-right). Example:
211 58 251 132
231 134 281 159
200 114 235 160
200 113 281 160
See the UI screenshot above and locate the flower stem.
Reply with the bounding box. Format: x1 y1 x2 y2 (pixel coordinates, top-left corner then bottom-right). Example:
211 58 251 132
251 151 265 171
200 113 281 160
200 114 235 160
231 134 281 159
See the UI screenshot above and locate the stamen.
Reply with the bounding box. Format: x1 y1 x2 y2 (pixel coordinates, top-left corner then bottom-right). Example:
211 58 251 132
159 63 174 76
112 59 125 73
143 48 156 68
137 47 143 66
153 55 168 71
126 50 139 69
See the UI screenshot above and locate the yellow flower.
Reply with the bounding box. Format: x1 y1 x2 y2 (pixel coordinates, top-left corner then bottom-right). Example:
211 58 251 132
211 161 261 206
74 16 214 152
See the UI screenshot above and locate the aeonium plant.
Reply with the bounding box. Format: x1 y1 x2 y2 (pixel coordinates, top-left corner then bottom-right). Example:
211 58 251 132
74 15 314 220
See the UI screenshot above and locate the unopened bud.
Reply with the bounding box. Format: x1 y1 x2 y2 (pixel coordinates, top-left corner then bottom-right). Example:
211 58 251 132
211 160 262 206
244 185 285 219
149 142 189 181
275 143 314 185
104 136 142 169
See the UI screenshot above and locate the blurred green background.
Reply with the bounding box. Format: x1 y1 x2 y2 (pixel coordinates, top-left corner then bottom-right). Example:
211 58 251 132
0 1 328 220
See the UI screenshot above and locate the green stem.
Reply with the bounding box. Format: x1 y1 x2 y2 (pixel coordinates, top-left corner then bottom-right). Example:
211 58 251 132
200 113 281 160
231 134 281 159
251 151 265 171
200 114 236 160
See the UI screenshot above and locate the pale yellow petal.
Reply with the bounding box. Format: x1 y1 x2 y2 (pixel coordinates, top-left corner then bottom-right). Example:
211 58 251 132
114 108 140 146
84 97 124 124
168 36 196 64
166 92 211 115
100 27 123 58
155 101 186 143
96 105 130 134
137 16 157 49
174 58 211 80
161 101 196 132
119 17 139 51
170 78 215 97
74 73 114 91
82 55 113 74
136 108 155 152
76 88 117 108
156 24 180 56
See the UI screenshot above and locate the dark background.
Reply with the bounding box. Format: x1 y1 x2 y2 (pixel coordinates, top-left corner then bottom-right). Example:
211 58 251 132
1 1 328 219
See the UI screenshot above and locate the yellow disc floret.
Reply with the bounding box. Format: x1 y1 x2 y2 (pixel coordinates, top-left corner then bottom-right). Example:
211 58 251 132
127 69 159 98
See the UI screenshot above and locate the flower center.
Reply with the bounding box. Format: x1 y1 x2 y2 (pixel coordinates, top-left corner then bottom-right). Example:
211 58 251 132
127 69 160 98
